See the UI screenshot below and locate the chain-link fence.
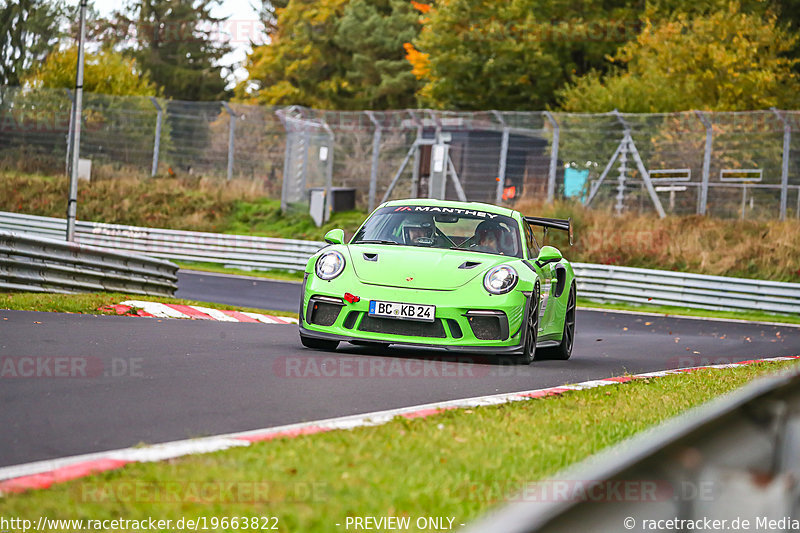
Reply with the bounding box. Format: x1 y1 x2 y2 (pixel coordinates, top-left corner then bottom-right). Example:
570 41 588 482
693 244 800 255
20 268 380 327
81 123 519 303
2 86 798 220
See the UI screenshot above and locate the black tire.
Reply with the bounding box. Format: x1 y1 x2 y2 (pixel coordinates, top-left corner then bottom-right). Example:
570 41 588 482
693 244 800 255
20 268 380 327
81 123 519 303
537 283 576 361
515 282 540 365
300 335 339 351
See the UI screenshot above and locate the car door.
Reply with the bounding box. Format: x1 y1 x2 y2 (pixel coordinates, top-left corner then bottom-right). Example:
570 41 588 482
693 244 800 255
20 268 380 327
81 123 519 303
524 221 555 336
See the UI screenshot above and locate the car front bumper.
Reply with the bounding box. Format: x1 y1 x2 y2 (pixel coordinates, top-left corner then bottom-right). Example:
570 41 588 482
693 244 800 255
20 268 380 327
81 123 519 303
300 273 532 353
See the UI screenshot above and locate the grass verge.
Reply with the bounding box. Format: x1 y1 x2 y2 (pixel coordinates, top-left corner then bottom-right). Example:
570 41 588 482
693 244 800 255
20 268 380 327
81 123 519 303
578 298 800 325
0 292 298 318
2 359 797 530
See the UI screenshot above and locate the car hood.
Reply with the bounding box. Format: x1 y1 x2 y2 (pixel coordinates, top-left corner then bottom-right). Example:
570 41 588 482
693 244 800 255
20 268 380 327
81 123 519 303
347 246 510 290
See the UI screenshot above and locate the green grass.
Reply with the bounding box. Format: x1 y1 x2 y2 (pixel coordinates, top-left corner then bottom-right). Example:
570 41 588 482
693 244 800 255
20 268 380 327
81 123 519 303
578 297 800 325
2 360 796 530
0 292 298 318
225 197 366 241
176 261 306 282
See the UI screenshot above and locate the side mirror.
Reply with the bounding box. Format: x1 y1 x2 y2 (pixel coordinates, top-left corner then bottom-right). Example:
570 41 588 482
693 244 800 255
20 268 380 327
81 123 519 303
536 245 562 267
324 228 345 245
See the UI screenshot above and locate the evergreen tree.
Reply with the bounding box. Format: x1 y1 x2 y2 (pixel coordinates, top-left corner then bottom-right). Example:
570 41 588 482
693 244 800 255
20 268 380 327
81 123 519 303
117 0 232 101
0 0 66 86
237 0 422 109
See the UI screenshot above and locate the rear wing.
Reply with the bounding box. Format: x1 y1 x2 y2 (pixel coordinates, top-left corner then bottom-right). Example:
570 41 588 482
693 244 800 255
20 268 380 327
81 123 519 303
524 216 573 246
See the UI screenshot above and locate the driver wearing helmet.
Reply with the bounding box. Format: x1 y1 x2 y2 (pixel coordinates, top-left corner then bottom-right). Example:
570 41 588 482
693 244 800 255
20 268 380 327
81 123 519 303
404 223 433 244
402 214 435 245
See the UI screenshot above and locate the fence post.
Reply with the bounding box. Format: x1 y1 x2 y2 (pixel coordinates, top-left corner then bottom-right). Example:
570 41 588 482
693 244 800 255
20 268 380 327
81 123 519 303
66 0 88 242
408 110 422 198
365 111 382 211
149 97 163 177
695 110 713 215
771 108 790 221
544 111 560 203
222 102 237 181
321 119 335 223
491 111 509 204
65 89 73 176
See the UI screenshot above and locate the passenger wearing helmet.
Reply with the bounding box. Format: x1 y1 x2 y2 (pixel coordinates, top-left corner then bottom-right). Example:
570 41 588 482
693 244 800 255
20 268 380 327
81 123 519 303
470 219 515 255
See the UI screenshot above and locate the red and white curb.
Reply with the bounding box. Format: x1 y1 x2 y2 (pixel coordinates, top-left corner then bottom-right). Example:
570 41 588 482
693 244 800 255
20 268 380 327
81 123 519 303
1 355 797 495
101 301 298 324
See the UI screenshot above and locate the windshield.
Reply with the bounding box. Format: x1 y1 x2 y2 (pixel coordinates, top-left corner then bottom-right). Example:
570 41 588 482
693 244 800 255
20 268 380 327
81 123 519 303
351 205 522 258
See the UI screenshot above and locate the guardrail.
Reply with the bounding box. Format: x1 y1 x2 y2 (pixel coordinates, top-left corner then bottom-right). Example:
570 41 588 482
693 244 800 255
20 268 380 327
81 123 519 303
1 231 178 296
572 263 800 315
462 362 800 533
2 211 799 314
0 211 323 272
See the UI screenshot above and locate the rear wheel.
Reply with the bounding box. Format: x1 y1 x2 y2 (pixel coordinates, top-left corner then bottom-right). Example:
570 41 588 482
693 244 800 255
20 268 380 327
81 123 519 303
300 335 339 351
515 283 540 365
537 284 576 361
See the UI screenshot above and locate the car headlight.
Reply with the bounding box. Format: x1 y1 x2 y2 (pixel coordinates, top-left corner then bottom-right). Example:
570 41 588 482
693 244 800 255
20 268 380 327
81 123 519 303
315 251 346 280
483 265 518 295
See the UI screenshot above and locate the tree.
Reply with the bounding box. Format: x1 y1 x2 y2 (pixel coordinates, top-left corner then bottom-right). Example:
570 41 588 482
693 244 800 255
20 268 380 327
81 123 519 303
333 0 421 109
114 0 232 101
405 0 646 110
22 47 158 96
558 5 800 112
0 0 66 86
237 0 422 109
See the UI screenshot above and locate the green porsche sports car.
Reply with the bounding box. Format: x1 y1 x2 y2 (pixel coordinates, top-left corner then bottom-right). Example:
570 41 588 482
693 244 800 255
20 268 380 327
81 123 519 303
298 199 576 364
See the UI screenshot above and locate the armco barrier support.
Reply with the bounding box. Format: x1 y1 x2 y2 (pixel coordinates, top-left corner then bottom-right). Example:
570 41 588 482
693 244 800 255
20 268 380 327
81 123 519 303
0 230 178 297
2 211 800 314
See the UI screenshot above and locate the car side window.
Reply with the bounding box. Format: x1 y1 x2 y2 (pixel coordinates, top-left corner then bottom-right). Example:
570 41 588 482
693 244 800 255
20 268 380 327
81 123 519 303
524 222 538 258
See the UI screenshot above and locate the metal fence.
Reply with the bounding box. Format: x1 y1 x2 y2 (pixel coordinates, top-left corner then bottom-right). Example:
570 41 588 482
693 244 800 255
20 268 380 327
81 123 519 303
0 230 178 296
2 85 799 219
3 211 800 315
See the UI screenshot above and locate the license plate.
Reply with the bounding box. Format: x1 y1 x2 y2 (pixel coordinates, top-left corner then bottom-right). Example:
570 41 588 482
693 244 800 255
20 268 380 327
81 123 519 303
368 300 435 322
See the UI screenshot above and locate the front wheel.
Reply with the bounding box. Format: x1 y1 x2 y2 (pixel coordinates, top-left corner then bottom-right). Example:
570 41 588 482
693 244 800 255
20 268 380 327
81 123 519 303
537 284 576 361
300 335 339 351
515 283 540 365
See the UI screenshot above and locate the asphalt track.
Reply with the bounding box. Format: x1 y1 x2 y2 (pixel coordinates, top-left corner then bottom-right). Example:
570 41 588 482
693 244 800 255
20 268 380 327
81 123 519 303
176 270 301 312
3 273 799 468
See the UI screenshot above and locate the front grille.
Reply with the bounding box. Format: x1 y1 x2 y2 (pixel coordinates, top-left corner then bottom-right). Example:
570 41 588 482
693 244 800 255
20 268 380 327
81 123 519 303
468 316 502 340
358 316 446 338
308 301 342 326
